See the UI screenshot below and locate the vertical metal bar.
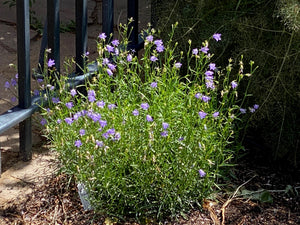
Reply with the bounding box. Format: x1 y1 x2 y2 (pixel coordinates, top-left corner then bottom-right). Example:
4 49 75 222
102 0 114 39
76 0 88 74
38 19 48 74
16 0 32 161
47 0 60 73
127 0 138 47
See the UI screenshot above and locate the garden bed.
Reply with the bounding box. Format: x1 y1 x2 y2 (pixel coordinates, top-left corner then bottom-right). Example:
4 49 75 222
1 157 299 225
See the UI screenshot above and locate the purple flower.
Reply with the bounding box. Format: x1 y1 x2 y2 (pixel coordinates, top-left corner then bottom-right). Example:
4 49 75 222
4 81 10 89
96 140 104 147
200 46 209 54
52 97 60 104
156 45 164 52
150 82 157 88
96 100 105 108
73 112 82 120
146 35 153 42
205 70 214 76
174 62 182 68
249 107 255 113
198 111 207 119
106 128 116 135
107 68 113 76
106 45 114 53
201 95 211 103
213 111 219 118
98 33 107 40
240 108 246 114
178 137 184 141
107 63 116 71
205 80 215 90
132 109 139 116
209 63 216 71
65 117 73 125
40 118 47 126
231 81 238 89
102 58 109 65
79 129 85 136
102 132 109 139
90 113 101 122
99 119 107 128
15 74 18 79
11 78 17 87
48 59 55 67
162 122 169 130
253 104 259 110
88 90 96 102
141 103 149 110
192 48 199 55
198 169 206 177
108 104 116 110
84 51 89 57
213 33 222 41
70 89 77 97
154 39 163 46
161 131 168 137
33 89 39 96
150 55 158 62
127 54 133 62
65 101 74 109
111 39 119 46
57 119 62 124
75 140 82 148
114 132 121 141
146 115 153 122
195 93 202 99
37 79 43 83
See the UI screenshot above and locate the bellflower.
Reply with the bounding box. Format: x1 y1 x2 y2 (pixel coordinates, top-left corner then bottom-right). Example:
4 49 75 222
132 109 139 116
4 81 10 88
198 111 207 119
231 81 238 89
146 35 153 42
213 111 219 118
47 59 55 67
213 33 222 41
98 33 106 40
162 122 169 130
96 140 104 147
75 140 82 148
88 90 96 102
65 102 74 109
108 104 116 110
161 131 168 137
146 115 153 122
198 169 206 177
107 68 113 76
240 108 246 114
141 103 149 110
202 95 211 103
200 46 209 54
253 104 259 110
192 48 199 55
106 45 114 53
195 93 202 99
111 39 119 46
96 100 105 108
127 54 133 62
79 129 85 136
209 63 216 71
150 56 158 62
70 89 77 97
150 82 157 88
52 97 60 104
174 62 182 68
40 118 47 126
65 117 73 125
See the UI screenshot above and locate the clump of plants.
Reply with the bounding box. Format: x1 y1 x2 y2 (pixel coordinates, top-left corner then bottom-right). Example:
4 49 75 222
34 23 257 221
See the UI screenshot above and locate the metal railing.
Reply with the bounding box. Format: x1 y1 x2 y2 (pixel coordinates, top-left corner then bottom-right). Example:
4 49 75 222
0 0 144 175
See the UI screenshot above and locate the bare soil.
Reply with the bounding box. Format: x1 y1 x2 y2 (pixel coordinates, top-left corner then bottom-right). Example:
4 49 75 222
0 154 299 225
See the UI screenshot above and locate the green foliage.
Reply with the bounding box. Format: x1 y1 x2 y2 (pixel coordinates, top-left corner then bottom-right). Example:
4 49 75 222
37 24 256 221
152 0 300 167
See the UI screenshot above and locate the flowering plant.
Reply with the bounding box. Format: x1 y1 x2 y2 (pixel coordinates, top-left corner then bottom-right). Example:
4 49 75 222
36 23 258 221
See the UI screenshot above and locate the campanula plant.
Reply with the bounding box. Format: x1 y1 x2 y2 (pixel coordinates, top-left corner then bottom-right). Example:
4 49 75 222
37 23 258 221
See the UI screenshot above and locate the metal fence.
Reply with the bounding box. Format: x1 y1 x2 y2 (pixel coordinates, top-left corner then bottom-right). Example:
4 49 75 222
0 0 144 176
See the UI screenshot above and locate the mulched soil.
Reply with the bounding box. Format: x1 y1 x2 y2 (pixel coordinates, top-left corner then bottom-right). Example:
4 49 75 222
1 158 299 225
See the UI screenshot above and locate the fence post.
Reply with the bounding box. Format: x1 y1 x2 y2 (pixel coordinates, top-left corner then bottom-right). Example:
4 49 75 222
76 0 88 74
16 0 32 161
127 0 138 49
47 0 60 73
102 0 114 39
